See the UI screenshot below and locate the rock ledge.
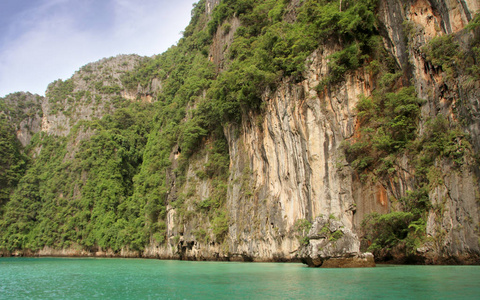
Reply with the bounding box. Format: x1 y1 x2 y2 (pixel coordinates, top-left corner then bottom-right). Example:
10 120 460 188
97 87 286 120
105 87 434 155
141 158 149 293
298 216 375 268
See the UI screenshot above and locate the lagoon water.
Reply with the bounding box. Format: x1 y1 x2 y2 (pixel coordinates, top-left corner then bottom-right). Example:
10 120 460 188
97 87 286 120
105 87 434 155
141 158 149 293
1 258 479 299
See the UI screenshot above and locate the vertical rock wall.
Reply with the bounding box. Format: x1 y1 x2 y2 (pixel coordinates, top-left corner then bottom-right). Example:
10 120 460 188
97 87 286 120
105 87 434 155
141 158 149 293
218 0 480 262
224 46 374 260
377 0 480 262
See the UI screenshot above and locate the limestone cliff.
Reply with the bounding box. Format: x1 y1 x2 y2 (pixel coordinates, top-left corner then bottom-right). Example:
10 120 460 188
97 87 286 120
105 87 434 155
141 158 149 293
0 92 43 147
222 50 371 261
41 55 145 136
162 0 480 264
1 0 479 265
371 0 480 263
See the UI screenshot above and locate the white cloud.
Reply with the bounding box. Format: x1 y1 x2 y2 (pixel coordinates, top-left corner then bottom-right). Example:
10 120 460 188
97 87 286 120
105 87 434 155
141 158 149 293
0 0 196 97
109 0 194 56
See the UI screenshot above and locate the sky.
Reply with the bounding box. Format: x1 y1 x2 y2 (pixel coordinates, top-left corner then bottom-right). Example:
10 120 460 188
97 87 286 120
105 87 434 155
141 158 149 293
0 0 197 97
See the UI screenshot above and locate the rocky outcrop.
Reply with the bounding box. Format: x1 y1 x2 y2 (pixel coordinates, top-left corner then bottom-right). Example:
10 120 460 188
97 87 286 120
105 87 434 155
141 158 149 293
1 56 143 145
298 216 375 267
206 0 221 16
209 17 241 71
0 92 43 146
41 55 144 136
425 164 480 264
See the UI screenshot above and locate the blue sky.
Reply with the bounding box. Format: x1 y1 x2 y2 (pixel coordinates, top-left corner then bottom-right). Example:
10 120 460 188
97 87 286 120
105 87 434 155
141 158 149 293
0 0 197 97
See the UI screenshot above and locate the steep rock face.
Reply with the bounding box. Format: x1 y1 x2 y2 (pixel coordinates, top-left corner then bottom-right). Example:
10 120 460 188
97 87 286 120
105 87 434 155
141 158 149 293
41 55 144 136
209 17 241 71
224 47 373 260
426 165 480 262
372 0 480 262
217 0 480 263
144 148 228 261
206 0 221 16
379 0 480 144
0 92 43 146
429 0 479 33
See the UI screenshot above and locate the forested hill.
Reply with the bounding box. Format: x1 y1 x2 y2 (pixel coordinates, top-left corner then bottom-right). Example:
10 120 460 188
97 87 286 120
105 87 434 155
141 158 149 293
1 0 480 265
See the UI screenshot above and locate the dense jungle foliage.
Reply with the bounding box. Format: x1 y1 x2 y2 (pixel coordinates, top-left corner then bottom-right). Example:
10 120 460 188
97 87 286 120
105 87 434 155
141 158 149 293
0 0 478 258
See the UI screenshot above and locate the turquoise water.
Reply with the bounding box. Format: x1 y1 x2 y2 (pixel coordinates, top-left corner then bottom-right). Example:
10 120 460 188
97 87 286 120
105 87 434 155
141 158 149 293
1 258 479 299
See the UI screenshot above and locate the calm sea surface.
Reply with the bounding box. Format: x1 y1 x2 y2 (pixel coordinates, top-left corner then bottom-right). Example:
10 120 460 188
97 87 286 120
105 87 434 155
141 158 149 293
1 257 479 299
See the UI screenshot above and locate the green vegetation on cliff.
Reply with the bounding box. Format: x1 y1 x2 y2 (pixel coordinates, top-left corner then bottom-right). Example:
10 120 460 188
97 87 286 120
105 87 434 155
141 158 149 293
0 103 154 251
0 118 27 209
349 15 479 260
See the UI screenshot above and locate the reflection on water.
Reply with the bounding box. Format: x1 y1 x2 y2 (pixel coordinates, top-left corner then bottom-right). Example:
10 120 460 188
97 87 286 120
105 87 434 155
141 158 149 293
1 258 479 299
